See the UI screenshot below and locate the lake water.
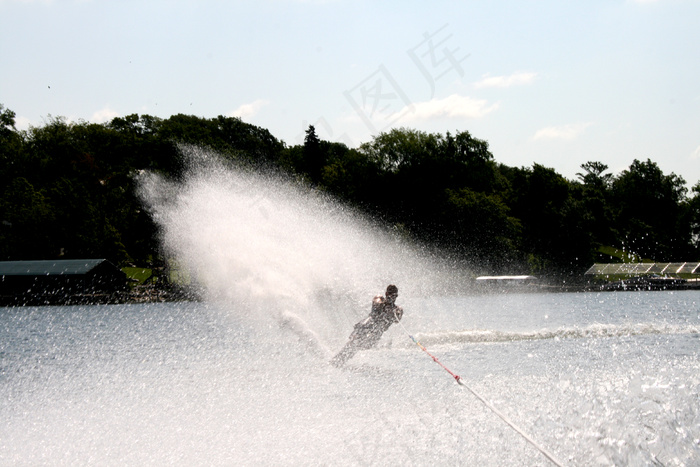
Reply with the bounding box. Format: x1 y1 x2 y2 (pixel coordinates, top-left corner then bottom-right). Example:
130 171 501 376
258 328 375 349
7 146 692 465
1 290 698 466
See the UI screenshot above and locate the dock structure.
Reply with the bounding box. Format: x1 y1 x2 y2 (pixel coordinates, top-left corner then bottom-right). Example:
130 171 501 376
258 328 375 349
0 259 127 304
585 262 700 291
585 262 700 276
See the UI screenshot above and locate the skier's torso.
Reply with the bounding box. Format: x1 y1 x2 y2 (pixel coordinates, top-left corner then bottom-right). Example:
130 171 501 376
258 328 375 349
350 296 403 347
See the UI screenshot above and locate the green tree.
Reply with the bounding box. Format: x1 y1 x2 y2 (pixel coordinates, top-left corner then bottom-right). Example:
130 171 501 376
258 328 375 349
6 102 695 275
612 159 689 260
577 161 612 190
302 125 324 183
687 182 700 252
576 161 616 247
213 115 284 163
0 105 23 199
319 143 380 205
0 104 17 138
506 164 591 273
442 187 521 270
0 177 55 259
358 128 502 229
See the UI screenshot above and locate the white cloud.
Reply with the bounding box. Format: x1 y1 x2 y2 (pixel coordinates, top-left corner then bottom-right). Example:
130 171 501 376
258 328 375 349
91 107 119 123
228 99 269 119
474 72 537 89
14 116 33 131
691 145 700 160
399 94 499 122
532 122 593 141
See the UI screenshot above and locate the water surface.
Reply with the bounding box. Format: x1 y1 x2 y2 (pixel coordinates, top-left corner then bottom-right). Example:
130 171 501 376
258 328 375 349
1 290 698 466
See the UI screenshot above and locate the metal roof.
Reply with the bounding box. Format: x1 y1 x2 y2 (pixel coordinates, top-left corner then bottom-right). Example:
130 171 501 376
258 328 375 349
0 259 108 276
476 275 537 280
585 262 700 275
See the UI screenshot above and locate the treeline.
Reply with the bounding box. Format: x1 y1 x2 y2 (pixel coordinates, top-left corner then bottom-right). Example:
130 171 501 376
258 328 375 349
1 103 698 276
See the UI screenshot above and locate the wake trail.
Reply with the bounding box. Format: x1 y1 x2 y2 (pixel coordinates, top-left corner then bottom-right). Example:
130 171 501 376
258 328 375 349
407 322 699 347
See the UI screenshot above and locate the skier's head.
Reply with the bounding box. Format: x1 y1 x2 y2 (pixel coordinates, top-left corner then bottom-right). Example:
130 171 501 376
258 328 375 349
385 285 398 303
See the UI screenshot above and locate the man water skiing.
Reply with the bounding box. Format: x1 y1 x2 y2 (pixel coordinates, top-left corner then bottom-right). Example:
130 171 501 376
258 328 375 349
330 285 403 367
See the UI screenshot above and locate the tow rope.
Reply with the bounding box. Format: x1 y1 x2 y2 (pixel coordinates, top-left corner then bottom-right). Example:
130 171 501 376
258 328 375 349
396 317 566 467
406 332 464 385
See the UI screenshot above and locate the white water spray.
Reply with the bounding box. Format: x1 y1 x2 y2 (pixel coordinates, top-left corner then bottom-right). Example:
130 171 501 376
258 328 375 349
137 144 469 346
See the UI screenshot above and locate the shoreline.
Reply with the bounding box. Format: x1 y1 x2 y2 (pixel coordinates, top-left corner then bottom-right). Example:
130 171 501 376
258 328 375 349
0 284 202 307
2 281 698 307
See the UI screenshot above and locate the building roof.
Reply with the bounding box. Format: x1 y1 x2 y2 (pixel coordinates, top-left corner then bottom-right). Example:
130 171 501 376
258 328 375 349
585 262 700 275
0 259 111 276
476 275 537 281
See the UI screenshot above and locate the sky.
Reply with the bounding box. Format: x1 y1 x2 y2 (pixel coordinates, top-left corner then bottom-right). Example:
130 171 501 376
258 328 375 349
1 0 699 188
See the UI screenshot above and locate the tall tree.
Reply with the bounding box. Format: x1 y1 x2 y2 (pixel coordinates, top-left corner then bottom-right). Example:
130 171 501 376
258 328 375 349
358 128 501 227
0 105 22 195
612 159 689 260
302 125 324 183
577 161 612 190
506 164 591 272
0 177 55 260
576 161 616 247
442 187 521 271
688 182 700 253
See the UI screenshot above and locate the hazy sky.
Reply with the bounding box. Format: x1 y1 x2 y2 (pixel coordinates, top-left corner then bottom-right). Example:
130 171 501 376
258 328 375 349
2 0 699 187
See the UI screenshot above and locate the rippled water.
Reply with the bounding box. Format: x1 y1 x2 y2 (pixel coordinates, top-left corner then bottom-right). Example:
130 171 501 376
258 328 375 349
1 290 698 466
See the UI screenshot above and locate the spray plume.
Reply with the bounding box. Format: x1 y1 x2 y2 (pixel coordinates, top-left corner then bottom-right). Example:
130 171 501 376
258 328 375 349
137 145 469 337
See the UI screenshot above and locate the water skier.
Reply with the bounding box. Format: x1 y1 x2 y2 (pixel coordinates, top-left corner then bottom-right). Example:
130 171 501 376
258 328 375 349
330 285 403 367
